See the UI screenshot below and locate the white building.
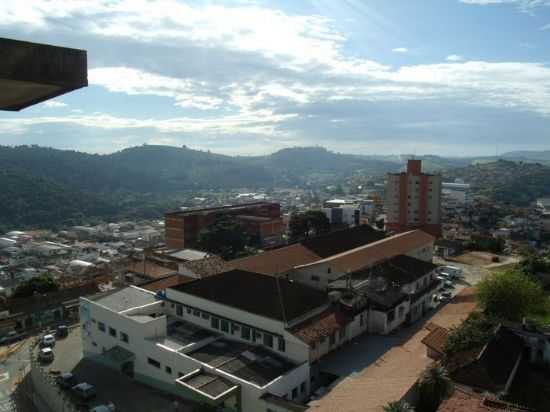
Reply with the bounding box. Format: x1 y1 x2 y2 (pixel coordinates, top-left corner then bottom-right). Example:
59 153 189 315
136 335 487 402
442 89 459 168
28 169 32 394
81 272 328 412
442 182 471 206
80 229 439 412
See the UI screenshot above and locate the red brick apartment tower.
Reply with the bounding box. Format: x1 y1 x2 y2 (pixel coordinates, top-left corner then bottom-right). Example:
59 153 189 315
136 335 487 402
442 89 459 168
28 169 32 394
385 160 442 237
164 202 284 249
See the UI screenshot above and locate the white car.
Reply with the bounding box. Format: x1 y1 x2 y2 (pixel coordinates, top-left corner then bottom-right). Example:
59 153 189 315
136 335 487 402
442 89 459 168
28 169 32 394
38 347 54 363
90 403 115 412
41 334 56 348
439 265 462 276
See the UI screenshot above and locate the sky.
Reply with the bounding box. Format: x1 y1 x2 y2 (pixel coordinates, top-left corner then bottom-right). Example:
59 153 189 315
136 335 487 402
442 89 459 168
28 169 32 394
1 0 550 156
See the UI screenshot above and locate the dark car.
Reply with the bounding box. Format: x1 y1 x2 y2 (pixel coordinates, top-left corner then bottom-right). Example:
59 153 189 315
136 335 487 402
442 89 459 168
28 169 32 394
72 383 96 400
56 325 69 338
0 331 25 345
56 372 77 389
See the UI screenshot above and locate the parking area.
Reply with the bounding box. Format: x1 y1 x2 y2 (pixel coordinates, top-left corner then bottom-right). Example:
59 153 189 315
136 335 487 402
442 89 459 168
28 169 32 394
432 258 489 303
38 328 195 412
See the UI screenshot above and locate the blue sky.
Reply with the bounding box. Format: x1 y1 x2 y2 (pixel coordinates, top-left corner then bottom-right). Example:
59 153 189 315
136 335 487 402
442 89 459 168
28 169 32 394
1 0 550 156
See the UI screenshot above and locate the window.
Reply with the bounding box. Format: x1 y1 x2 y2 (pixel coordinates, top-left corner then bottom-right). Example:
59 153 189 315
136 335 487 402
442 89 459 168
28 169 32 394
98 322 105 332
148 358 161 369
327 268 331 274
231 323 240 334
120 332 129 343
201 312 210 320
278 337 286 352
329 333 336 346
186 307 192 314
311 275 320 282
193 309 200 317
292 387 298 399
300 381 306 394
109 327 117 337
360 313 364 327
221 319 229 333
254 331 262 341
211 317 220 330
387 309 395 323
241 326 251 340
165 366 172 375
91 318 96 323
320 336 326 344
263 333 273 348
171 303 175 308
92 341 97 347
176 305 183 317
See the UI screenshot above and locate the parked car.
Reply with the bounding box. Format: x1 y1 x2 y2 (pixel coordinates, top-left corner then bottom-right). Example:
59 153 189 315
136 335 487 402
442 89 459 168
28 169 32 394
38 347 54 363
0 331 25 345
56 325 69 338
56 372 77 389
443 280 454 289
90 402 116 412
440 291 452 299
439 265 462 277
72 383 97 400
40 334 56 348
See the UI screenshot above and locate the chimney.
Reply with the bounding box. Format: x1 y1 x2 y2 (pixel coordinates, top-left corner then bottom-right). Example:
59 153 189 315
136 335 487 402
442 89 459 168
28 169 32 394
407 159 422 176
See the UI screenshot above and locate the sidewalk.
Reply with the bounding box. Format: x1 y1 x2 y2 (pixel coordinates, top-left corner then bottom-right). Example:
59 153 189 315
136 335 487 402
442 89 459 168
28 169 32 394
308 288 477 412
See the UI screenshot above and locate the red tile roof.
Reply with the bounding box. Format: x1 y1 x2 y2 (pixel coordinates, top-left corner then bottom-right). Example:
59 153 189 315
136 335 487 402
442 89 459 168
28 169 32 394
421 324 449 356
227 244 321 276
437 387 530 412
290 308 348 346
297 229 435 273
127 259 176 279
139 274 195 292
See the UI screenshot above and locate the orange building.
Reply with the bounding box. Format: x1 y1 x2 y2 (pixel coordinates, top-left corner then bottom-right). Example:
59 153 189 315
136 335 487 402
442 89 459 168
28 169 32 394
385 160 442 237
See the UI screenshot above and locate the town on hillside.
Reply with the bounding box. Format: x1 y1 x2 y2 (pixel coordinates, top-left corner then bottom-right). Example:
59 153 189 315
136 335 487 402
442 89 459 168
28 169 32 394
2 21 550 412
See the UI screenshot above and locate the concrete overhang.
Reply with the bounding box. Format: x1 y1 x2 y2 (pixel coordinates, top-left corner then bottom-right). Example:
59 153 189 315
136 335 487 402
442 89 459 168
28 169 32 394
0 38 87 111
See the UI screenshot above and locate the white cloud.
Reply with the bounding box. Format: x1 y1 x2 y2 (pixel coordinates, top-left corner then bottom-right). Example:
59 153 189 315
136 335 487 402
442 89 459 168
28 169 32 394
541 23 550 30
2 0 550 151
89 67 224 110
460 0 550 12
0 110 297 137
42 100 68 108
446 54 464 61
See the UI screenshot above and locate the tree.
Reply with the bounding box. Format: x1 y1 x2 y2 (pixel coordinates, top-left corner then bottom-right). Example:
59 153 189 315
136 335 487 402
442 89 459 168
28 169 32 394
476 270 546 321
288 210 330 242
12 276 59 298
383 401 415 412
515 251 550 277
197 215 250 260
417 364 452 412
444 312 496 355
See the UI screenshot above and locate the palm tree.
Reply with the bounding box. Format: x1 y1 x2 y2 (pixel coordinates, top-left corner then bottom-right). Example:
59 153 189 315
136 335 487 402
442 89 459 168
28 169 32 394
418 364 452 412
383 401 415 412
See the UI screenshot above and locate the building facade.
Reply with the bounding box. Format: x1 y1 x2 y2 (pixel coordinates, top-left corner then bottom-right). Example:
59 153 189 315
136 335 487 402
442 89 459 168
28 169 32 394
165 202 285 249
385 160 442 237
